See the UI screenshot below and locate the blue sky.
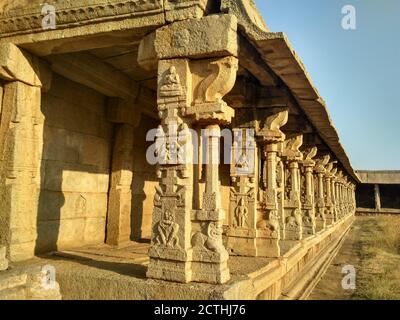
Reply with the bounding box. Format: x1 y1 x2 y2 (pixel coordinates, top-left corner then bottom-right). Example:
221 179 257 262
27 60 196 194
255 0 400 170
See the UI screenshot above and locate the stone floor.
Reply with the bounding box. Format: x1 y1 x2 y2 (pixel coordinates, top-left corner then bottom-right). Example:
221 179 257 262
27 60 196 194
4 216 351 300
12 241 274 299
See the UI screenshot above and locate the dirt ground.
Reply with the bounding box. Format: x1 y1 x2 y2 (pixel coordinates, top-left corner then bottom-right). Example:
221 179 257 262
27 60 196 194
309 216 400 300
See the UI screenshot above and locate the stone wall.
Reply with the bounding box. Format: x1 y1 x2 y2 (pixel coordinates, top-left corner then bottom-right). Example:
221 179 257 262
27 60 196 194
36 74 113 253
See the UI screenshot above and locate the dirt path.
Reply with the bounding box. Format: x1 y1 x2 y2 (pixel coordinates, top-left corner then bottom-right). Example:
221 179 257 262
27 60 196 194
308 217 378 300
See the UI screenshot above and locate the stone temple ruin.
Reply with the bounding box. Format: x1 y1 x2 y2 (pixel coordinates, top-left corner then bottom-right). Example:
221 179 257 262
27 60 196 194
0 0 361 299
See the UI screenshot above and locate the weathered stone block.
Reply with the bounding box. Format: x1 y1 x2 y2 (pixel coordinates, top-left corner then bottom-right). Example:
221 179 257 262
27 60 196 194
0 43 51 88
138 14 238 70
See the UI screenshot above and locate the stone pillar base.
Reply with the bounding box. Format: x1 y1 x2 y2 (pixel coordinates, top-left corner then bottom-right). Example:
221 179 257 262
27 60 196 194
147 258 192 283
255 229 280 258
315 217 326 232
0 247 8 271
226 228 259 257
191 261 230 284
302 225 315 237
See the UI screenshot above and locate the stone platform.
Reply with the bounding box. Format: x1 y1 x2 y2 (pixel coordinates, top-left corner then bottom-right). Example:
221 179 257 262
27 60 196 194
11 215 353 300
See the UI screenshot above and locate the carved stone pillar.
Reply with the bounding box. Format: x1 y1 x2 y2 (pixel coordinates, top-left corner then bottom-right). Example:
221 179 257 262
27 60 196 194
227 128 258 256
335 176 342 219
337 172 345 218
138 13 239 284
189 56 238 284
330 168 338 223
314 155 330 231
256 110 288 257
146 59 195 283
0 43 51 262
301 147 317 236
324 162 335 226
282 135 303 241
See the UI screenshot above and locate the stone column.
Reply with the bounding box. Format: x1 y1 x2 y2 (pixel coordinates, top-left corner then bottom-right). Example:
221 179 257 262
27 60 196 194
146 59 195 283
0 43 51 262
374 184 381 212
314 155 330 231
282 135 304 241
256 110 288 257
138 13 239 284
188 56 237 284
330 168 338 222
335 176 342 219
324 162 335 226
338 172 345 218
301 147 317 236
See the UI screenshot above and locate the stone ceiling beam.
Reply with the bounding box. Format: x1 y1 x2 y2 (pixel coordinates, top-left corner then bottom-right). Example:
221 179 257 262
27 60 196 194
238 36 277 87
45 51 157 119
46 51 139 100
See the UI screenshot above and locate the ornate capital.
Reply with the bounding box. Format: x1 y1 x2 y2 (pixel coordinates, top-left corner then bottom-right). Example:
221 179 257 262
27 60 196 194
315 154 330 174
257 110 288 144
185 56 238 124
282 134 303 161
302 146 317 167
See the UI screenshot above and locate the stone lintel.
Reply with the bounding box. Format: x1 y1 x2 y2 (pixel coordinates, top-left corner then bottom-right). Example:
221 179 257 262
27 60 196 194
107 98 141 128
0 43 52 90
138 14 239 70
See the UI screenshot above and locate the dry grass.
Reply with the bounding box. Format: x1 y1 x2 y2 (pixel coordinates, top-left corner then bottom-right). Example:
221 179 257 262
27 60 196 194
372 216 400 255
355 216 400 300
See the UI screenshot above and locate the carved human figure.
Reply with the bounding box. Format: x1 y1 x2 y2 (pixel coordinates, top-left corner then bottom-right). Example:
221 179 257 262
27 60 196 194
160 66 182 96
234 197 248 228
155 209 180 248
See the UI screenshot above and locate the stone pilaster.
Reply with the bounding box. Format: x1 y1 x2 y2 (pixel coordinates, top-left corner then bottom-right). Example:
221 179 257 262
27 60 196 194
256 110 288 257
301 147 317 236
282 134 304 241
0 43 51 261
106 123 134 245
106 98 140 246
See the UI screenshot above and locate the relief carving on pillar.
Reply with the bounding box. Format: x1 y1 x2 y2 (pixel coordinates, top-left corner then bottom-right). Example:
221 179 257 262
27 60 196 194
154 209 180 249
160 66 183 98
154 123 190 165
192 221 226 256
229 128 256 231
